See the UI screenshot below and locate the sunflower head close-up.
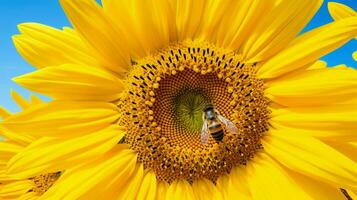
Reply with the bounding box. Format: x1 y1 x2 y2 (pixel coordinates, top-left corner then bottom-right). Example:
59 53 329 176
0 0 357 199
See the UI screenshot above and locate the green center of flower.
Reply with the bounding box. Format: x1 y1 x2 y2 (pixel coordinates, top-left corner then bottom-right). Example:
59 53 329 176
119 40 270 183
173 89 209 132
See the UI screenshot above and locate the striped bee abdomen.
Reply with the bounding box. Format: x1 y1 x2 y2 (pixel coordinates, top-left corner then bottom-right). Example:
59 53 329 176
209 123 224 142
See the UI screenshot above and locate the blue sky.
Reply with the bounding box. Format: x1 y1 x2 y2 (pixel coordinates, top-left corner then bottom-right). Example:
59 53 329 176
0 0 356 113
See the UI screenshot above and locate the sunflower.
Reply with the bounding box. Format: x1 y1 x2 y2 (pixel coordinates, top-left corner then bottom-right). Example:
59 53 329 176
0 91 63 199
328 2 357 62
1 0 357 199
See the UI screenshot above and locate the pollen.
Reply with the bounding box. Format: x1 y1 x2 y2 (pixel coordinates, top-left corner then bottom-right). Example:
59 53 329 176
30 172 61 195
119 40 270 183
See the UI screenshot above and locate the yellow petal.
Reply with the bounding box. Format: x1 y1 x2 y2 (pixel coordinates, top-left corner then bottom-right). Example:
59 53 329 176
243 0 323 63
268 122 357 142
0 169 16 183
264 133 357 188
258 17 357 78
0 107 11 120
7 125 124 178
264 60 327 85
18 192 38 200
266 67 357 106
13 23 98 68
14 64 124 101
288 169 348 200
115 164 144 200
166 180 195 200
194 0 234 42
215 0 256 47
39 146 137 200
216 167 252 199
174 0 205 41
0 126 34 145
324 141 357 163
328 2 357 21
271 105 357 139
156 181 169 200
81 161 143 200
307 60 327 70
10 90 30 110
353 50 357 61
60 0 130 75
0 180 33 198
0 101 120 138
225 0 274 50
247 153 313 200
29 95 43 105
137 171 157 200
215 174 230 199
0 142 23 157
102 0 176 59
192 178 223 200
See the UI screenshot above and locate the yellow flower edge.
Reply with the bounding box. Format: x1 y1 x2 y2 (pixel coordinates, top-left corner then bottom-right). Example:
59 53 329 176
0 91 64 199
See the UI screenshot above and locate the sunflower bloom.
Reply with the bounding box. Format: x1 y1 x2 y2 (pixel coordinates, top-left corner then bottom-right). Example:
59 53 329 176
1 0 357 199
0 91 63 199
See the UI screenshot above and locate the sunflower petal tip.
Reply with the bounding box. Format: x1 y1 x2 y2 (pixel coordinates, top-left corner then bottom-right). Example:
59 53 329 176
11 34 21 40
12 35 27 47
9 89 19 99
327 2 340 8
17 23 35 33
328 2 357 21
12 76 30 88
353 51 357 61
12 76 23 83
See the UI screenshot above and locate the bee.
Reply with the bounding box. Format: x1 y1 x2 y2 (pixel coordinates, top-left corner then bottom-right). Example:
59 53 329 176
201 104 238 145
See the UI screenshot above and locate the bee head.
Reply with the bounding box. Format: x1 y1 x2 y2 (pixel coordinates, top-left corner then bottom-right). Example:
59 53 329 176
203 104 214 112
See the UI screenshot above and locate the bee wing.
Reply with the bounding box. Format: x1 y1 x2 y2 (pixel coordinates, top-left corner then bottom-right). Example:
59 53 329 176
217 115 239 134
201 120 209 145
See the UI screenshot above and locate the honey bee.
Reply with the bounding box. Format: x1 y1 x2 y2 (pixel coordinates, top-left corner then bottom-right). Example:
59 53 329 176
201 104 238 145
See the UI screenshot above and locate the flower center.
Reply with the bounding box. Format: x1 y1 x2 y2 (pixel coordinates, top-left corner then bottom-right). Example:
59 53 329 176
173 88 209 133
119 40 270 183
30 172 61 195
